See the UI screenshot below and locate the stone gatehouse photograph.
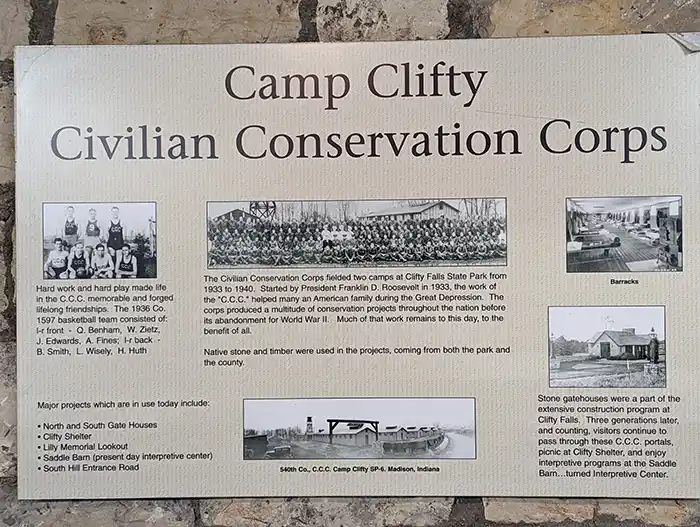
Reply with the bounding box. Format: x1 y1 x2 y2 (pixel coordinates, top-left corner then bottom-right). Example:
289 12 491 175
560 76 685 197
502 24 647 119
548 305 666 388
243 397 476 460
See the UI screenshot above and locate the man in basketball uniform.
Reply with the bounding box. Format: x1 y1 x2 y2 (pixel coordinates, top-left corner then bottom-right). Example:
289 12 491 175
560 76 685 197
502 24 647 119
84 208 103 252
61 206 80 251
106 206 125 260
91 244 114 278
115 244 138 278
68 241 90 279
44 238 70 279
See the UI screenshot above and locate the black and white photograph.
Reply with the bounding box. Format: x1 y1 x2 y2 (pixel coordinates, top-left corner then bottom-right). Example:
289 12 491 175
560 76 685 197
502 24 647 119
207 199 506 269
548 306 666 388
566 196 682 273
243 398 476 460
42 202 157 280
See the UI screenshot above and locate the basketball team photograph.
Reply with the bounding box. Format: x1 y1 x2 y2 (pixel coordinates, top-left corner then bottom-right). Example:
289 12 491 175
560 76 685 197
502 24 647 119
207 198 507 269
42 202 158 280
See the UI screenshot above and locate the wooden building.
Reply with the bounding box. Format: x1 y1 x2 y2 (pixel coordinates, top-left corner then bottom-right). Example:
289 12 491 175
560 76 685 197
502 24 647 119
308 423 375 447
214 208 258 223
308 422 441 447
360 201 460 222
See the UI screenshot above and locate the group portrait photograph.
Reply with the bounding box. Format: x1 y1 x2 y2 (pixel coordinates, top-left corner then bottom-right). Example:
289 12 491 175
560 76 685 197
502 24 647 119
42 202 158 280
207 198 507 269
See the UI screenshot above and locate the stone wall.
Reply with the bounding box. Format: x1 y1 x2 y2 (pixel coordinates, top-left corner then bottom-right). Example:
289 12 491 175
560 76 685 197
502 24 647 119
2 0 700 525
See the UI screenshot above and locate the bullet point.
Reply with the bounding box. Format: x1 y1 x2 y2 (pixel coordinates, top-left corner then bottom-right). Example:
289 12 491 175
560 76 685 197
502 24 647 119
37 446 40 449
37 456 41 460
37 425 41 428
37 435 41 439
37 467 41 470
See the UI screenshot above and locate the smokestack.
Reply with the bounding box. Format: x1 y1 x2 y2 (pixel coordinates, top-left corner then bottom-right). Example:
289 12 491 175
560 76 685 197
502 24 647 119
622 328 635 335
305 417 313 435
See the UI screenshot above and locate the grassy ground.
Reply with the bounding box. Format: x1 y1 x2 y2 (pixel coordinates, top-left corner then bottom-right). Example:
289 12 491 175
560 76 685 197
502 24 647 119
550 371 666 388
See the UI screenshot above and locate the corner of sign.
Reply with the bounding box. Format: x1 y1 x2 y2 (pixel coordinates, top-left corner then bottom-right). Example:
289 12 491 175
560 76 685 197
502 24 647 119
667 33 700 54
13 46 56 89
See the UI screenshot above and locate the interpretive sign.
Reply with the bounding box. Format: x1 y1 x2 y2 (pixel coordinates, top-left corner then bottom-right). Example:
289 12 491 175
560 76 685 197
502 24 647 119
14 35 700 499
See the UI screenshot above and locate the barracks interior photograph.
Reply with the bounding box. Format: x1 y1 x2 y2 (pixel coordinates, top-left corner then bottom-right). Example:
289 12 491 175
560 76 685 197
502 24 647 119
566 196 682 273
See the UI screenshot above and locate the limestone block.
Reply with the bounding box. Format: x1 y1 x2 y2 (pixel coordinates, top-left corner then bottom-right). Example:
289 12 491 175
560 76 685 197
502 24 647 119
0 0 30 59
54 0 302 45
624 0 700 32
0 491 194 526
0 183 11 326
445 0 495 38
10 224 14 310
0 204 11 335
0 85 14 185
490 0 700 37
0 343 16 484
597 499 698 526
316 0 449 41
483 497 596 523
200 497 453 526
490 0 634 37
200 499 285 527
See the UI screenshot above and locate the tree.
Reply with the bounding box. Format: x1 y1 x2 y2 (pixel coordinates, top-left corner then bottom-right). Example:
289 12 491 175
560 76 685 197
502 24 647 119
301 202 320 222
276 202 294 222
552 337 587 357
131 233 150 257
462 198 480 218
338 200 352 222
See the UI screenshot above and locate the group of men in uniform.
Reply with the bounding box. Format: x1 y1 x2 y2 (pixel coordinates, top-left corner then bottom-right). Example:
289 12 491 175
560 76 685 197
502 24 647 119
208 213 507 267
44 205 138 279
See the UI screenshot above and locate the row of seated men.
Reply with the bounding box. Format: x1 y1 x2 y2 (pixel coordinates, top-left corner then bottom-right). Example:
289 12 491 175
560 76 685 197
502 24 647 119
44 238 138 279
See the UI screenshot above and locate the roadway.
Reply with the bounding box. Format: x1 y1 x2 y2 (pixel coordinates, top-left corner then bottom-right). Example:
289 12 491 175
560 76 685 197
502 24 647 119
438 433 476 459
286 432 476 460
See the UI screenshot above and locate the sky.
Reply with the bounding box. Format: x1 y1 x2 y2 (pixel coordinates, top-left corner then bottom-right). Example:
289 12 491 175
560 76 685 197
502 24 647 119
568 197 681 215
208 199 505 221
244 398 475 431
43 203 156 237
549 306 665 341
